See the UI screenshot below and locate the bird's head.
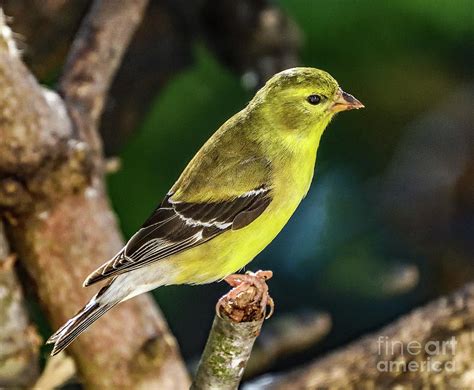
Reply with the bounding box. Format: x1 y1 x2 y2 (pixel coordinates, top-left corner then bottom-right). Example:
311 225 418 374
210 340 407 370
252 67 363 139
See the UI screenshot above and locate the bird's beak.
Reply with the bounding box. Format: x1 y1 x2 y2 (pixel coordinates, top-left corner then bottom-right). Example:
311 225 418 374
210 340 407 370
330 87 364 113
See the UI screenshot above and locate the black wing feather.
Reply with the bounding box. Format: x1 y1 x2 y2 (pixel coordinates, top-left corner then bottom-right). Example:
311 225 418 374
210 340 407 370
84 187 272 286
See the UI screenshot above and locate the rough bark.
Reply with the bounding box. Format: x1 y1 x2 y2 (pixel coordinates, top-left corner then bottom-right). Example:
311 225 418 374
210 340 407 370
9 191 190 389
192 274 273 390
0 221 40 388
247 283 474 389
0 11 41 387
0 2 189 388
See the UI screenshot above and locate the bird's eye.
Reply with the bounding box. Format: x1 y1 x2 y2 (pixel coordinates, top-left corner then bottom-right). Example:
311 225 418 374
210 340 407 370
307 94 321 105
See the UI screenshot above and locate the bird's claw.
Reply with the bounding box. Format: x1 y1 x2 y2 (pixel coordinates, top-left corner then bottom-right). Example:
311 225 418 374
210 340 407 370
265 296 275 319
215 270 274 321
215 295 228 319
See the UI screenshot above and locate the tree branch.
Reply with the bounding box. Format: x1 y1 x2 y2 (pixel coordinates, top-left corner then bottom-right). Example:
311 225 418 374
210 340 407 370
33 352 76 390
0 3 189 388
59 0 149 155
3 0 302 155
247 282 474 389
0 15 73 181
192 271 273 390
0 221 40 388
0 12 42 387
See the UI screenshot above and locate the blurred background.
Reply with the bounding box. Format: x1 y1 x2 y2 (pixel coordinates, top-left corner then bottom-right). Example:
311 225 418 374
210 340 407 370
3 0 473 379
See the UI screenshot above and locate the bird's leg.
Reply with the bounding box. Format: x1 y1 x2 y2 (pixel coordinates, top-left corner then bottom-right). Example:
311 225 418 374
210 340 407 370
216 270 274 321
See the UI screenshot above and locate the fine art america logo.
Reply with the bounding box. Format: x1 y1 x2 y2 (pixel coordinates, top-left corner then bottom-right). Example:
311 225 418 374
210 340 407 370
376 336 457 373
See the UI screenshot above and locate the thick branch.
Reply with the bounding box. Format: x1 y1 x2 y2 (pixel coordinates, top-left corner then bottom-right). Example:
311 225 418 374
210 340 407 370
0 4 189 388
0 18 72 177
0 14 44 387
9 192 189 388
0 12 87 212
0 221 40 387
247 283 474 389
192 272 273 390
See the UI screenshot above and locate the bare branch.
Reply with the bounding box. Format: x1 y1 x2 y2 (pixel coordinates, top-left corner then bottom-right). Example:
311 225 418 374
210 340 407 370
0 221 40 387
0 14 44 386
59 0 149 154
192 271 273 390
247 283 474 389
8 191 190 388
0 12 72 178
0 4 189 388
33 352 76 390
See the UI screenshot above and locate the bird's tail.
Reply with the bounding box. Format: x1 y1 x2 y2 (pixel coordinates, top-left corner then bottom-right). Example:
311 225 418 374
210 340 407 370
46 284 117 356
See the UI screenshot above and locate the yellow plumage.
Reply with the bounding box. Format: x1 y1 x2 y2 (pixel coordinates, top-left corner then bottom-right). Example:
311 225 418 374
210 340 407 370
168 68 351 283
171 110 325 284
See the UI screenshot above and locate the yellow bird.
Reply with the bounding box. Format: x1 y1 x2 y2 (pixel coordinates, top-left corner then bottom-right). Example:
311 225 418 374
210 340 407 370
47 67 363 355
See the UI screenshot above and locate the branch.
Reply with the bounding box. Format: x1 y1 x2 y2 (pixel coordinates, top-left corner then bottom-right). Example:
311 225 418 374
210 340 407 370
192 271 273 390
0 4 189 388
247 282 474 389
3 0 302 155
0 1 90 80
33 352 76 390
59 0 149 156
99 0 302 154
0 12 41 387
0 221 40 387
0 11 73 182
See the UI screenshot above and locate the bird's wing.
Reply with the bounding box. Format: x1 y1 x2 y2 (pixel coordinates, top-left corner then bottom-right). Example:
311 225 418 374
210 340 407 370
83 186 272 286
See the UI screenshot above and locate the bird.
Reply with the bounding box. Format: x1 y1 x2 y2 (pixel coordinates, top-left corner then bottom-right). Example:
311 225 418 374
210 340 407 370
47 67 364 355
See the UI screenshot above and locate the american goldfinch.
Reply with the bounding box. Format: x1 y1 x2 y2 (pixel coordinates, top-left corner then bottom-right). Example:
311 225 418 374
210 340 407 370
47 67 363 355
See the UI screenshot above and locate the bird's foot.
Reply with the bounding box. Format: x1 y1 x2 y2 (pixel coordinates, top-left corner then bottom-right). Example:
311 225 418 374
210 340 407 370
216 270 274 322
224 270 272 307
